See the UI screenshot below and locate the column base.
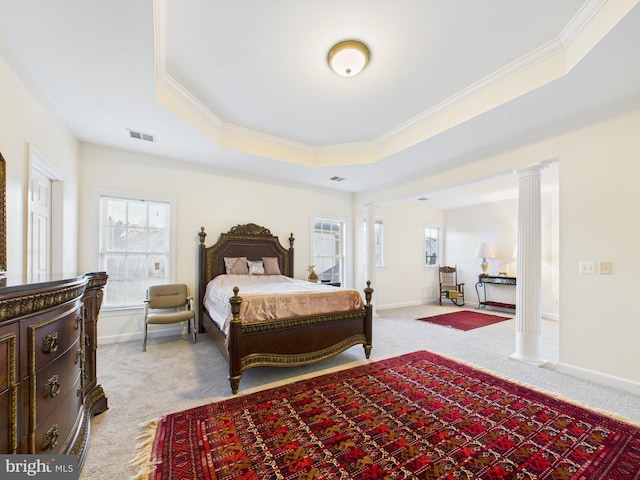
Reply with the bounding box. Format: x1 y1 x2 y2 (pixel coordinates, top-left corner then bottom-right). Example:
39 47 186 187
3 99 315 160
509 352 547 367
511 332 546 366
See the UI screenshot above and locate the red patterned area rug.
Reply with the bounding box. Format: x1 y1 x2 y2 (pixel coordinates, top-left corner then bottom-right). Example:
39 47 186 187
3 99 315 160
417 310 512 331
132 351 640 480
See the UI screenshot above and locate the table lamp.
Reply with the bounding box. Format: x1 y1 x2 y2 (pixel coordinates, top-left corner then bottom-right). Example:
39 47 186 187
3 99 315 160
474 242 495 276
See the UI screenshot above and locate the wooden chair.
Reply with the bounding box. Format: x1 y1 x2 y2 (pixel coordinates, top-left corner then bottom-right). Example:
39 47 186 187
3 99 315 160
142 283 196 351
439 266 465 306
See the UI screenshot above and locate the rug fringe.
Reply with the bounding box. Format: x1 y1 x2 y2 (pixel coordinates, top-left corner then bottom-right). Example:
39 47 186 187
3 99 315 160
129 418 161 480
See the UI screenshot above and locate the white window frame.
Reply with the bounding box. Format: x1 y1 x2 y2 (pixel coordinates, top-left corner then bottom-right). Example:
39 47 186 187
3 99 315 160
312 217 346 285
96 190 176 310
424 225 441 268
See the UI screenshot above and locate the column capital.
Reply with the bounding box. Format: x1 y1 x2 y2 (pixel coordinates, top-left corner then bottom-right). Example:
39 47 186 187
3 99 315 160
515 164 544 178
363 204 377 213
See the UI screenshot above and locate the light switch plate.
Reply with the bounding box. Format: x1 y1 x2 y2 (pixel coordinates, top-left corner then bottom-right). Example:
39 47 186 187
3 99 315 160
579 262 597 274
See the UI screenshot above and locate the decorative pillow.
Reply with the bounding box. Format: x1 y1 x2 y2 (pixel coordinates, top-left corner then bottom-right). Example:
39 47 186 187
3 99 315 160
224 257 249 275
248 260 265 275
262 257 281 275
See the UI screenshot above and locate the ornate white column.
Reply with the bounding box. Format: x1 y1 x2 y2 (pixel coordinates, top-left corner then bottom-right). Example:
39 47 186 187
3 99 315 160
363 204 377 316
510 165 546 365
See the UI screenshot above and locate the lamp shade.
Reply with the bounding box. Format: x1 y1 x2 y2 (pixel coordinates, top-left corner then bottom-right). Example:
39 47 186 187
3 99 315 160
474 242 496 259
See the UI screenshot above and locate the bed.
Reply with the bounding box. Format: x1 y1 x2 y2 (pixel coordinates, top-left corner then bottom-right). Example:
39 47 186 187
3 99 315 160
197 223 373 394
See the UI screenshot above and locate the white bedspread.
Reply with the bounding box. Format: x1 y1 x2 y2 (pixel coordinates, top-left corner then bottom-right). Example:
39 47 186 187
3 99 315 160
204 274 364 335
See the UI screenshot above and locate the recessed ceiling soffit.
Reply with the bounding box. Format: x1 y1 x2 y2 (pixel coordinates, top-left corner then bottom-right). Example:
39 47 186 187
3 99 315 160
153 0 632 168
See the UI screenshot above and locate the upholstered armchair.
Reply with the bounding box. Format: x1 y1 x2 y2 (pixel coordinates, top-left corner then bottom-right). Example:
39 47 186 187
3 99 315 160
142 283 196 351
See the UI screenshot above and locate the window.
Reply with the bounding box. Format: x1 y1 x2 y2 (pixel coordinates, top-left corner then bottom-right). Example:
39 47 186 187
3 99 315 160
99 195 171 308
312 218 345 284
363 218 384 267
424 226 440 267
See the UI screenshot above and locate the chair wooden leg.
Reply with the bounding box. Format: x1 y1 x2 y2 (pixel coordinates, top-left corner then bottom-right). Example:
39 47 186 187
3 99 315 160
142 323 148 352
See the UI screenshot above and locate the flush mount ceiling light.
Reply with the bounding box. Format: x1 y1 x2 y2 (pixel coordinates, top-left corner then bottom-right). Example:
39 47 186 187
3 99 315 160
328 40 370 77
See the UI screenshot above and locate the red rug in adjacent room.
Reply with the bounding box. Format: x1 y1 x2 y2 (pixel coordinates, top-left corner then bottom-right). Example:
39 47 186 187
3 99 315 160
132 350 640 480
417 309 512 331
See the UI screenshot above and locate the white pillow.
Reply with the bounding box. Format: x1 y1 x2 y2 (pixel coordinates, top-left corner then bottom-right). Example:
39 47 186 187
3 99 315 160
248 260 265 275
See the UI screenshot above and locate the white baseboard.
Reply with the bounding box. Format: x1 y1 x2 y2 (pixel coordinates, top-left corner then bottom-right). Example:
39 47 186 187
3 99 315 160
556 362 640 396
376 299 435 310
98 325 187 345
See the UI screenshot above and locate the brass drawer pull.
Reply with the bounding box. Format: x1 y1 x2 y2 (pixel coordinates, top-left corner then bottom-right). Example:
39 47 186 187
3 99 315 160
75 314 82 329
44 375 60 398
43 425 59 450
43 332 59 353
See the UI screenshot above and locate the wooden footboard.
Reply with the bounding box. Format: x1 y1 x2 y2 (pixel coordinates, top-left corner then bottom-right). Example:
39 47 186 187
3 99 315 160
226 284 373 393
197 224 374 394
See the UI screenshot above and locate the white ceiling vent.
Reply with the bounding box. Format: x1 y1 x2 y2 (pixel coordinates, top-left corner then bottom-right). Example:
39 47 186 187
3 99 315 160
128 129 155 142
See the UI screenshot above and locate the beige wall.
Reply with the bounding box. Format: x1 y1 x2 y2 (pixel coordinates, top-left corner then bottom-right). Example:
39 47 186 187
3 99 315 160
357 107 640 393
0 45 79 279
557 109 640 390
3 41 639 393
77 143 354 342
354 202 444 308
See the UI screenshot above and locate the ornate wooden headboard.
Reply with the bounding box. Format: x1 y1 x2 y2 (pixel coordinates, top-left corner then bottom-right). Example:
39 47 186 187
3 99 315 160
197 223 295 324
198 222 295 291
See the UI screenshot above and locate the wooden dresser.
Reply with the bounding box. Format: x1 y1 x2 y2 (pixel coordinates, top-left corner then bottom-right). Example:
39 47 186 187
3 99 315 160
0 272 108 468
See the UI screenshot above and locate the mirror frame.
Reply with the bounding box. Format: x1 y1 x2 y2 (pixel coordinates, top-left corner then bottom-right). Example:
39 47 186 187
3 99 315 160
0 152 6 274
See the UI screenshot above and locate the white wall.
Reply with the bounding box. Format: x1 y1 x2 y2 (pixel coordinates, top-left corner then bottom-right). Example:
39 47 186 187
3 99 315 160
77 143 354 343
443 193 559 319
0 44 79 279
445 199 519 306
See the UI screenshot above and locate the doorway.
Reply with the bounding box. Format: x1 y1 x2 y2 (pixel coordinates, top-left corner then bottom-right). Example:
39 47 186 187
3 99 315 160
28 145 63 280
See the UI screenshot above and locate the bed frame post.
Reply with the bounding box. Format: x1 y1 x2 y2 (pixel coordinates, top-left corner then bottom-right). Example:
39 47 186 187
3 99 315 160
287 233 295 277
197 227 207 334
229 286 243 394
364 280 373 359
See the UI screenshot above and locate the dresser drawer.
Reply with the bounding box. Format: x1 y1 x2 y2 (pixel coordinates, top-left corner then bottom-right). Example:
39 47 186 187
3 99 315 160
0 324 18 393
0 384 18 453
32 374 83 454
0 325 18 453
27 303 83 373
33 339 81 424
1 273 107 467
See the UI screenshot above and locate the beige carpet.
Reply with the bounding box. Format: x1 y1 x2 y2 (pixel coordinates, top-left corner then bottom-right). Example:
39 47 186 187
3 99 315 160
79 304 640 479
